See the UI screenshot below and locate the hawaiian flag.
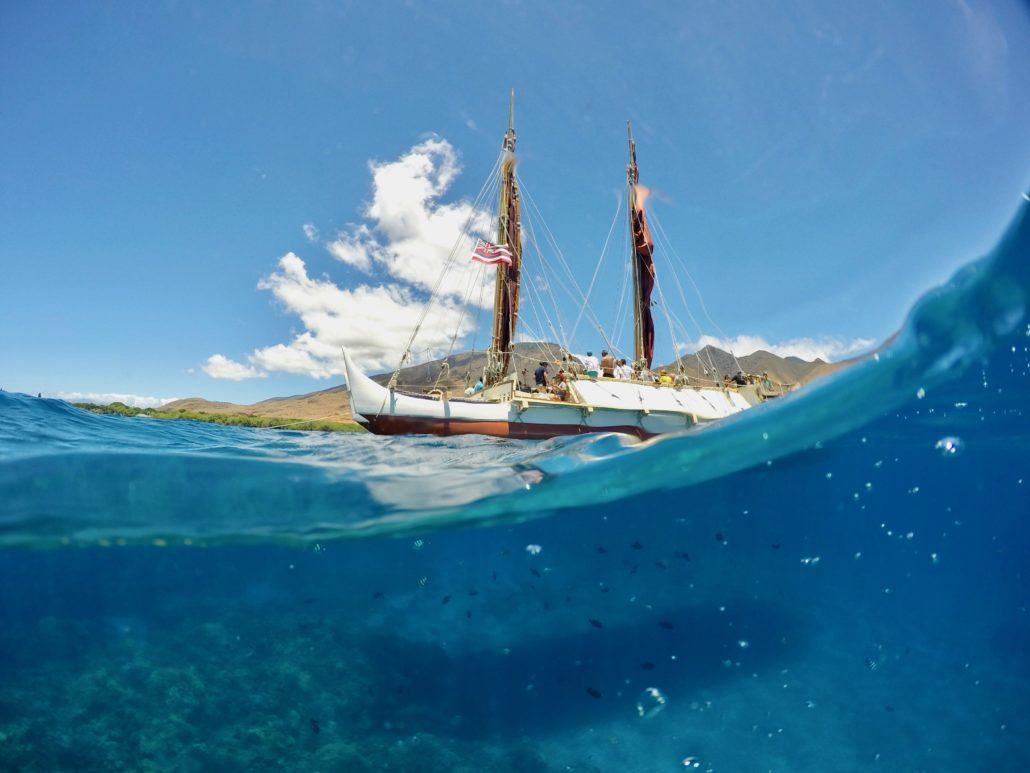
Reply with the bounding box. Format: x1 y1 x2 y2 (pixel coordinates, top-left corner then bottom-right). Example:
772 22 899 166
471 239 513 266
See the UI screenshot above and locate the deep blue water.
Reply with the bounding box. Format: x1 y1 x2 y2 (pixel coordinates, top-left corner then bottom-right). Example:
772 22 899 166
0 205 1027 771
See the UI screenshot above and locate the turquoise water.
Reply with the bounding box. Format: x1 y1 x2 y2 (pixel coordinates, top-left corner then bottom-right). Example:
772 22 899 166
0 205 1027 770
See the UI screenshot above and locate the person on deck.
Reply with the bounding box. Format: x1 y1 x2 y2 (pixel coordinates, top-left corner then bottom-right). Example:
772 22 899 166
600 350 615 378
658 369 673 385
583 351 599 378
615 359 632 380
534 362 549 393
472 378 484 394
554 369 571 401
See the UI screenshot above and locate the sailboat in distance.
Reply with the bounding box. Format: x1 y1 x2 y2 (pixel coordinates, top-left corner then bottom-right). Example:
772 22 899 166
343 92 790 439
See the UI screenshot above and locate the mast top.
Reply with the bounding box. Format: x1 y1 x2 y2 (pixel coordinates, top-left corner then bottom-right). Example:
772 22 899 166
626 120 638 185
503 89 517 152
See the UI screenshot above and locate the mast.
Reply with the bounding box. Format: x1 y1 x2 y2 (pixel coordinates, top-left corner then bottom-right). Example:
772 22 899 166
627 121 656 370
485 89 523 386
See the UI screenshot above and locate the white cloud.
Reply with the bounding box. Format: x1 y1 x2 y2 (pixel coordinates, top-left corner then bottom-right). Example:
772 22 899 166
252 252 470 376
53 392 180 409
206 139 494 381
302 223 319 242
327 138 493 304
202 354 264 380
689 334 875 363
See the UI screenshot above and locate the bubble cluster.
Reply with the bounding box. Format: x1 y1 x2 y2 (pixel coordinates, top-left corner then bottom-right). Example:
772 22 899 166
935 436 964 456
636 686 667 719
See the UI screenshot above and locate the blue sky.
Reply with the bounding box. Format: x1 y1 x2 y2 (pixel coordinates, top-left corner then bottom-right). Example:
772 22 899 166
2 1 1028 405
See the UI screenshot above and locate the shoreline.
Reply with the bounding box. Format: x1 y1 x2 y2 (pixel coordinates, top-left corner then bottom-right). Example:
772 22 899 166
72 402 365 433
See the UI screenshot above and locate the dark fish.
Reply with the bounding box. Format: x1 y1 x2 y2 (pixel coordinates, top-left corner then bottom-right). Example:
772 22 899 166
530 568 541 578
492 571 498 581
596 546 608 554
771 543 781 550
659 620 674 630
501 549 509 556
303 597 317 604
310 718 320 734
640 661 656 670
629 564 639 575
372 591 384 599
441 595 451 605
655 561 667 570
468 589 479 596
589 618 604 629
366 685 375 696
674 551 691 561
885 704 895 712
631 541 644 550
466 610 472 619
586 687 602 699
599 584 611 593
715 532 725 542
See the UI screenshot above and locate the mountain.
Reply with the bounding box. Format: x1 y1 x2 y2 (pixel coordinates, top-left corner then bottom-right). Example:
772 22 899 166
161 342 870 419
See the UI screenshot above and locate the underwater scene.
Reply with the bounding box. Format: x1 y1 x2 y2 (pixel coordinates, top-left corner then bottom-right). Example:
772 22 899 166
1 206 1027 771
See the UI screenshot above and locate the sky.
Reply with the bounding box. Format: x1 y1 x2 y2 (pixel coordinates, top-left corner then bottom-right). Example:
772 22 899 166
1 0 1028 406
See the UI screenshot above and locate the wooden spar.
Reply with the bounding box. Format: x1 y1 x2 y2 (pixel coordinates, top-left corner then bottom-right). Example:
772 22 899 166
627 121 643 366
485 89 522 386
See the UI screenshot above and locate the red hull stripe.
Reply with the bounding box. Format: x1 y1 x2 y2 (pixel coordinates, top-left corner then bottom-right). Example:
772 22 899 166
359 415 655 440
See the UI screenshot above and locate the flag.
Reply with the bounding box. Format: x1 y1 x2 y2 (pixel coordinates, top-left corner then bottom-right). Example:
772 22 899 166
471 239 513 266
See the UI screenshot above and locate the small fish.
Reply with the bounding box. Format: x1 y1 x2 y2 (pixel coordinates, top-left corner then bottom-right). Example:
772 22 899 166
884 704 895 712
771 543 781 550
659 620 674 630
631 541 644 550
466 610 472 619
372 591 384 599
310 718 320 734
715 532 725 543
629 564 639 575
674 551 691 561
599 584 611 593
468 589 479 596
655 560 667 570
441 595 451 605
865 657 878 671
589 618 604 629
640 661 656 670
586 687 602 699
596 546 608 554
491 571 498 581
530 568 541 578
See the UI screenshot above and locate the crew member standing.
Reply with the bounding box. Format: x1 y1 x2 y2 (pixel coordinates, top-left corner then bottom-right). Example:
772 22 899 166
600 350 615 378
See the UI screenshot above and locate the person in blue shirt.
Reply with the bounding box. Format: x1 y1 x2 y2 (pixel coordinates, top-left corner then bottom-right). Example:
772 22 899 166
534 361 549 393
473 378 484 393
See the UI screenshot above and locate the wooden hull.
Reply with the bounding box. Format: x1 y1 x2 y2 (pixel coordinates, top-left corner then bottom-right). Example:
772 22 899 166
359 413 654 440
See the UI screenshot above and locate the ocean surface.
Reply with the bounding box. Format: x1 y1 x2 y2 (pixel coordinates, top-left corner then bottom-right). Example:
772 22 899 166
1 204 1027 771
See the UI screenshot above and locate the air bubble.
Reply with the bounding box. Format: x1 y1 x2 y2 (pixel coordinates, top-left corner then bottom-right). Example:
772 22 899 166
636 686 667 718
935 436 964 456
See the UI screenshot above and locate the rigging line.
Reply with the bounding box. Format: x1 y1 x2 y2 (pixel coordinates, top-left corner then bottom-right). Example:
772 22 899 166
390 152 502 374
516 176 616 351
646 206 722 377
570 197 622 342
649 207 744 374
520 206 572 353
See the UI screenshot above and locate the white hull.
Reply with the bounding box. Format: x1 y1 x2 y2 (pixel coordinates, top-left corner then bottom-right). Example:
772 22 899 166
343 350 758 439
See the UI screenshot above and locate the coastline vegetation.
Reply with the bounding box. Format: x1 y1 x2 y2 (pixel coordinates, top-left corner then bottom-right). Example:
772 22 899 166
72 402 364 433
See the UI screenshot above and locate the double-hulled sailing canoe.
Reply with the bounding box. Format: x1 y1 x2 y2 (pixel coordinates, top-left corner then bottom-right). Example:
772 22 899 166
344 94 787 440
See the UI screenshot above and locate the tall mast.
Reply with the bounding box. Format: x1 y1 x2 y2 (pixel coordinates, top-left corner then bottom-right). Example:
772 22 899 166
485 89 522 386
627 122 642 366
627 121 656 370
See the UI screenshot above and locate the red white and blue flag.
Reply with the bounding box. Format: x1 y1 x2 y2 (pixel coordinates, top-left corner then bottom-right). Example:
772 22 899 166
471 239 513 266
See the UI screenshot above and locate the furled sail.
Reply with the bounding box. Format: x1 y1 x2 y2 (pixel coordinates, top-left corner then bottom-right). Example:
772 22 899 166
627 123 656 369
486 91 523 385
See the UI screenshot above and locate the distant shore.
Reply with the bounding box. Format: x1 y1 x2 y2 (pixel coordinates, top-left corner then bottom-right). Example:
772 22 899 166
73 402 365 433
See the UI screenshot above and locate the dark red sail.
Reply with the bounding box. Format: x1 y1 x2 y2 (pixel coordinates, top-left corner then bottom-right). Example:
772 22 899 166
631 189 656 368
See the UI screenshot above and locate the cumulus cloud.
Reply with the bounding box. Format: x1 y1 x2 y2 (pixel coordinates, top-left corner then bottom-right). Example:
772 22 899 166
689 334 875 363
202 354 264 381
326 138 493 303
53 392 180 409
251 253 470 376
302 223 319 242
